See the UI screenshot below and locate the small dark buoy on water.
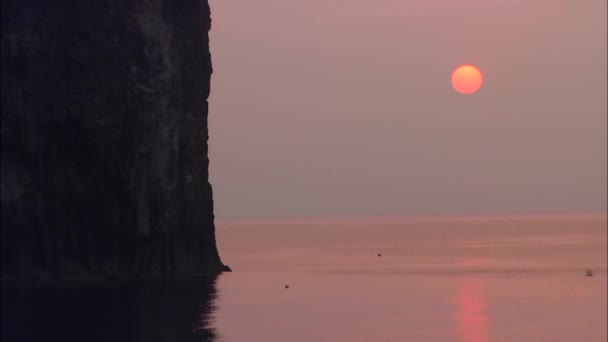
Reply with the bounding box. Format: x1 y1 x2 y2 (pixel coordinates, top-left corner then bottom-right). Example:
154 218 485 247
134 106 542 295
377 253 382 257
586 269 594 277
284 284 290 289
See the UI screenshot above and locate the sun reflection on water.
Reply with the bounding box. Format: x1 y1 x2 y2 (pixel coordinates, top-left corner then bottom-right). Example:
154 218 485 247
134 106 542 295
455 277 490 342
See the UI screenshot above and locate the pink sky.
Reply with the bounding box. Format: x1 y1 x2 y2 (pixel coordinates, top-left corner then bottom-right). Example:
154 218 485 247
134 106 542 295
208 0 607 218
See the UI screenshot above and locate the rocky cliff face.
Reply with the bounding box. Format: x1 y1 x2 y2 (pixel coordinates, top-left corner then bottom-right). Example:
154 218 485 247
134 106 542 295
1 0 224 280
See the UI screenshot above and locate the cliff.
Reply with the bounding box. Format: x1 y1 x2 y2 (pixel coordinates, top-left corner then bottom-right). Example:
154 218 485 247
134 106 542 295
1 0 225 281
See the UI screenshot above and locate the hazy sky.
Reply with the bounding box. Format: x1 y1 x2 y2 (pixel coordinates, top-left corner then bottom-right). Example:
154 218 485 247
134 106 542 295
208 0 606 218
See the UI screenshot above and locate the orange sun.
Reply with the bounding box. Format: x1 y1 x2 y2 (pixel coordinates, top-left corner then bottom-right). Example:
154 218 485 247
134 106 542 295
451 65 483 94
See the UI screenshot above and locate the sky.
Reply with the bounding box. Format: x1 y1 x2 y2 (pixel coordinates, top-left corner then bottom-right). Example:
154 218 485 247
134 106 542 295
208 0 606 218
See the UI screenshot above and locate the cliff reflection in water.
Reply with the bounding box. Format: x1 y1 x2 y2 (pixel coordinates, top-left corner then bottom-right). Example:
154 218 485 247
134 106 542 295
1 277 218 342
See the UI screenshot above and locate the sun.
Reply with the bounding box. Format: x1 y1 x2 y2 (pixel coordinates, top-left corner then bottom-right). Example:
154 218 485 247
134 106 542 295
451 65 483 94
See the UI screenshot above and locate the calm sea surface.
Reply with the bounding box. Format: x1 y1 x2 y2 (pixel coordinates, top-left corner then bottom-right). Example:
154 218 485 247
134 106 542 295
2 214 606 342
214 214 607 342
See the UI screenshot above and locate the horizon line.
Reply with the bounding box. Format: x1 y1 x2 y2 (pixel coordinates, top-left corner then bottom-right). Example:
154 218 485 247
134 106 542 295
216 211 607 223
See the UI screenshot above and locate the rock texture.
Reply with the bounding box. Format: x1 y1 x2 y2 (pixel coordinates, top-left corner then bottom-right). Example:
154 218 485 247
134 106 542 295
1 0 224 280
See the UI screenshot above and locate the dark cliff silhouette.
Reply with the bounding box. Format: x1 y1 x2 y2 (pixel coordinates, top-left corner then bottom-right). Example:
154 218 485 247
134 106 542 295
1 0 224 282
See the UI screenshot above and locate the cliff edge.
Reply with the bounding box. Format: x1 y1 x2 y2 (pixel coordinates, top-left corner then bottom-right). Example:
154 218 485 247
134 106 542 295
1 0 225 282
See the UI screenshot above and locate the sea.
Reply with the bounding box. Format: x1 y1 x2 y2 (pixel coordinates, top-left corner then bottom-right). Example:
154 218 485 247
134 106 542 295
2 214 606 342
